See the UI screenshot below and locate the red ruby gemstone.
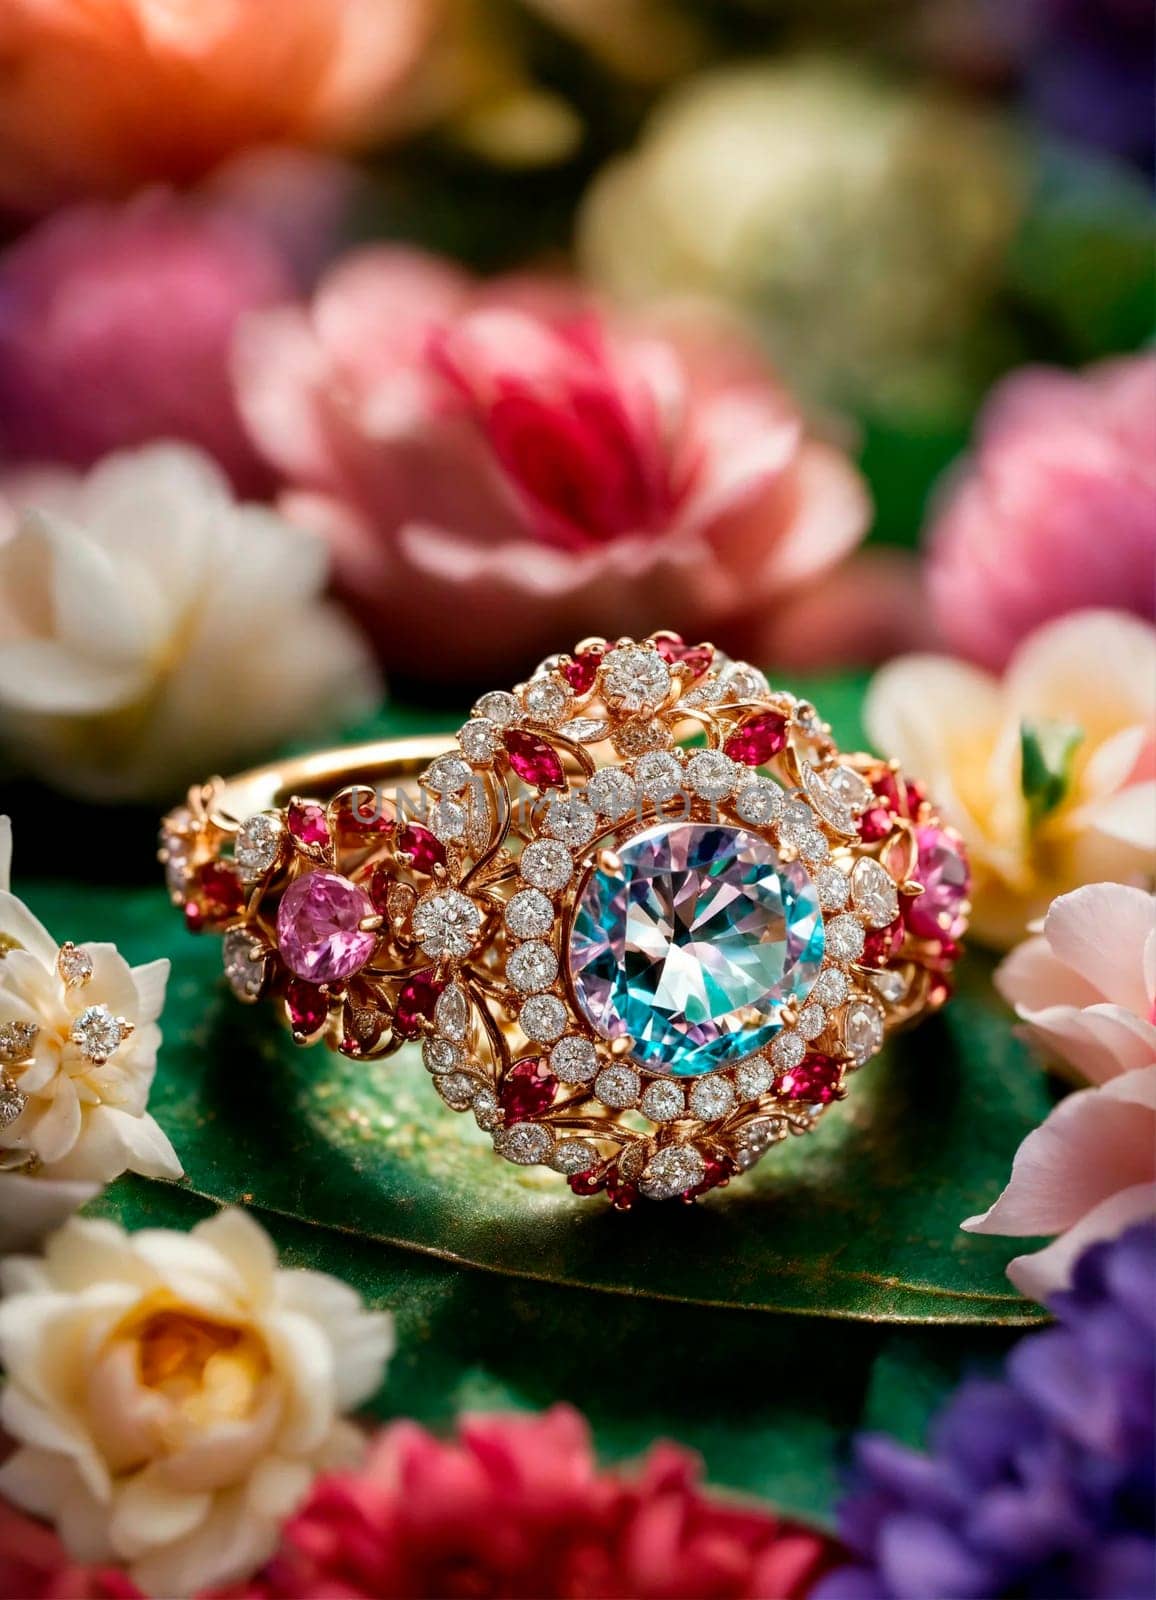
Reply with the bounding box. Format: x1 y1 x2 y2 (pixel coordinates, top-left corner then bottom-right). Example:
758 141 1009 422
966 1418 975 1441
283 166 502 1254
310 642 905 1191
723 711 788 766
778 1053 843 1103
693 1156 731 1196
288 800 330 848
335 793 393 837
394 969 445 1040
499 1058 558 1122
655 635 714 678
606 1173 638 1209
504 729 565 790
858 806 894 843
568 1168 606 1197
286 978 329 1034
396 823 445 875
861 917 905 967
561 648 603 695
198 861 243 918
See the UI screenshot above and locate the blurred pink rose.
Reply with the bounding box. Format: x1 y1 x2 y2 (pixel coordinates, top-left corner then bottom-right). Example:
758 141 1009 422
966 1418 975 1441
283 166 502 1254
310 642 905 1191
235 247 871 686
0 186 305 494
237 1406 833 1599
926 355 1156 670
0 1497 136 1599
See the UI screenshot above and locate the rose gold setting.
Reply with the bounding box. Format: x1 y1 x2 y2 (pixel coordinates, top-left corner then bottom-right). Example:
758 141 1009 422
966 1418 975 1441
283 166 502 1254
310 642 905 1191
160 632 970 1205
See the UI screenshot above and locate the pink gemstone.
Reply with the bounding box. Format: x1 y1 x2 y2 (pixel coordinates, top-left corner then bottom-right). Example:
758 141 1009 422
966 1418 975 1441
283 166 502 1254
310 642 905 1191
397 823 445 875
285 978 329 1035
288 800 330 848
778 1053 843 1103
655 635 714 678
504 728 565 790
276 871 377 983
723 712 787 766
861 917 904 968
905 826 970 942
561 648 603 694
394 969 445 1040
500 1057 558 1121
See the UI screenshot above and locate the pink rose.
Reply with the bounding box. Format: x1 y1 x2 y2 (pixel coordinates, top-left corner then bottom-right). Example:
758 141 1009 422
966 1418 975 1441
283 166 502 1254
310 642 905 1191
235 247 871 685
236 1406 833 1599
963 882 1156 1299
0 186 302 495
926 355 1156 670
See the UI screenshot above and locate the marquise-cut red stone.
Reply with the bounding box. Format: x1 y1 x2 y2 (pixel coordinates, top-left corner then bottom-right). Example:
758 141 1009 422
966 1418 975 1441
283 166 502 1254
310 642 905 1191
778 1053 843 1103
504 728 565 790
858 806 893 843
723 712 788 766
396 823 445 875
561 648 603 695
394 969 445 1040
692 1156 731 1197
499 1058 558 1122
861 917 905 968
288 800 330 848
655 635 714 678
198 862 243 919
286 978 329 1034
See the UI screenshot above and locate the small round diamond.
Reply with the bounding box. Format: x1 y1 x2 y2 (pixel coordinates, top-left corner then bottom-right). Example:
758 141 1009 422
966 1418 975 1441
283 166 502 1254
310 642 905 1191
771 1030 805 1069
827 914 866 962
799 830 829 865
586 766 637 821
551 1139 600 1175
869 968 908 1004
551 1035 598 1083
424 755 472 795
423 1036 460 1073
520 994 567 1042
639 1146 704 1200
413 890 482 959
736 1058 774 1099
458 719 499 763
507 941 558 993
734 780 782 826
686 749 737 801
635 750 683 802
641 1080 685 1122
816 867 851 911
429 798 467 843
722 663 770 701
545 795 596 848
235 813 283 880
71 1004 127 1064
223 929 267 1001
473 1088 502 1131
505 889 555 939
601 645 671 713
689 1075 735 1120
797 1002 826 1041
520 840 572 893
813 968 849 1006
474 691 520 727
524 676 573 725
434 984 470 1042
595 1064 641 1108
437 1072 478 1110
494 1122 554 1165
845 998 885 1064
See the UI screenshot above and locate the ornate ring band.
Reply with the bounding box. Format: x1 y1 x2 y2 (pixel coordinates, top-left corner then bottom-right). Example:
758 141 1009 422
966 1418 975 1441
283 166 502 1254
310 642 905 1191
160 633 970 1206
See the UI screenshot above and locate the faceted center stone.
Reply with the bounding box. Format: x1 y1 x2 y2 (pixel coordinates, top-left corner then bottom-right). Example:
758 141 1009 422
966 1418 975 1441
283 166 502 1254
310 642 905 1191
568 821 825 1077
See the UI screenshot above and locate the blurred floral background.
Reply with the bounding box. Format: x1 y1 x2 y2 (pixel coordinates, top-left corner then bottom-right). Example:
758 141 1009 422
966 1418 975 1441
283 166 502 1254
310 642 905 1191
0 2 1152 1597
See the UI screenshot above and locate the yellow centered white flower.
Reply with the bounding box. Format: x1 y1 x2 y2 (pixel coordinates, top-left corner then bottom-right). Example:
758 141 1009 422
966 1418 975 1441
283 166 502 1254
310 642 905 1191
0 1209 395 1597
0 443 380 802
0 816 180 1248
866 610 1156 948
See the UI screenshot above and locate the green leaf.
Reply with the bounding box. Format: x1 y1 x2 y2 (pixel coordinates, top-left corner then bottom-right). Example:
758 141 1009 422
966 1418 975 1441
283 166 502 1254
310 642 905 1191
1021 718 1083 825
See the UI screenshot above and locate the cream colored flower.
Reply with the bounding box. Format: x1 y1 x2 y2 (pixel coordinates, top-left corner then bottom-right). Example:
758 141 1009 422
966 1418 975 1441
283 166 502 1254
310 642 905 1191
0 443 380 801
865 610 1156 947
0 816 180 1249
0 1208 395 1597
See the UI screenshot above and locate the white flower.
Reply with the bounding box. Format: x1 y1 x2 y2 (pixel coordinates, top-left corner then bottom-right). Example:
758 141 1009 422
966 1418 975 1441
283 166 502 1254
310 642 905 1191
0 443 380 801
0 815 181 1249
0 1209 395 1597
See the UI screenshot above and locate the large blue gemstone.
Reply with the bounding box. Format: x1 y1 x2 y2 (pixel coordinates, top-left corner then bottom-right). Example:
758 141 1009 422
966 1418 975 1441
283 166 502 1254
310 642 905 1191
568 821 824 1076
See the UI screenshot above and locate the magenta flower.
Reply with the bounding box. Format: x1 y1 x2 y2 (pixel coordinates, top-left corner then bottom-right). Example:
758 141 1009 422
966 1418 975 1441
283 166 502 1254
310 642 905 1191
0 189 295 494
235 247 870 685
925 355 1156 670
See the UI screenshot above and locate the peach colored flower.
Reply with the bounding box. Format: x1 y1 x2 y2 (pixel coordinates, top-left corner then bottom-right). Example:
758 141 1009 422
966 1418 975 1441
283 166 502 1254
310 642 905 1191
0 0 436 208
865 609 1156 948
926 355 1156 670
963 882 1156 1300
234 246 871 686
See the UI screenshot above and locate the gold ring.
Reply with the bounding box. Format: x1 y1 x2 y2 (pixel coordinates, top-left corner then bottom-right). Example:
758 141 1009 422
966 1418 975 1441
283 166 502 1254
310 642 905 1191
160 633 970 1205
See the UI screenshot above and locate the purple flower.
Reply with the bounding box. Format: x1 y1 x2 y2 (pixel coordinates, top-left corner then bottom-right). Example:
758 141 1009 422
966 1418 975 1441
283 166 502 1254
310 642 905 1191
814 1224 1156 1599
